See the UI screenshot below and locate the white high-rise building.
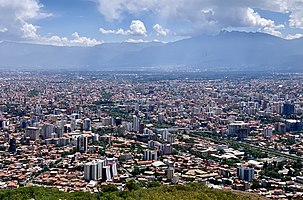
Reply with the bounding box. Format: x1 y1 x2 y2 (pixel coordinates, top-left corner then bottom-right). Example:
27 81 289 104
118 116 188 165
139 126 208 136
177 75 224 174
84 162 91 181
162 129 169 141
102 166 112 181
133 115 139 132
83 118 91 131
263 126 273 139
84 158 118 181
91 162 98 180
143 149 158 161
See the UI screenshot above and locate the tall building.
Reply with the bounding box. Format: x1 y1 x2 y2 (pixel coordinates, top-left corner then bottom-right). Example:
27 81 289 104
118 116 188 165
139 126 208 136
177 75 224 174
84 162 91 181
102 166 112 181
237 167 254 182
283 103 295 115
106 158 118 177
167 133 176 144
139 123 145 134
228 121 250 141
25 127 41 140
83 118 91 131
143 149 158 161
166 167 175 180
263 126 273 139
9 138 16 153
102 117 113 126
115 117 122 126
159 144 172 155
77 136 88 153
162 129 169 141
132 115 139 132
84 159 106 181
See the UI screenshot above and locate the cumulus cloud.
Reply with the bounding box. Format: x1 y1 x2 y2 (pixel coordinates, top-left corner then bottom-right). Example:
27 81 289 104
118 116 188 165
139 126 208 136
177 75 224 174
246 8 284 37
153 24 169 36
37 32 103 47
0 0 50 39
19 24 102 46
94 0 302 36
287 0 303 29
125 38 146 43
99 20 147 36
0 27 8 33
0 0 101 46
21 23 39 39
286 33 303 40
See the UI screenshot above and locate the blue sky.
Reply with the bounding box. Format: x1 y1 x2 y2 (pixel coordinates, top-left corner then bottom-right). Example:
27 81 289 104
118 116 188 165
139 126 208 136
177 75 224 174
0 0 303 46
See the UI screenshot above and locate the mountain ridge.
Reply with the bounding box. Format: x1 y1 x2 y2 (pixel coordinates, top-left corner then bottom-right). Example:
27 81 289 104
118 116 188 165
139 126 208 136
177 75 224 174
0 31 302 71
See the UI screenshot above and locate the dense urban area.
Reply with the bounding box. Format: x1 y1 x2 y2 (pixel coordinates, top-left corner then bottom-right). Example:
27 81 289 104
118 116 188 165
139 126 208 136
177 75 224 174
1 71 303 199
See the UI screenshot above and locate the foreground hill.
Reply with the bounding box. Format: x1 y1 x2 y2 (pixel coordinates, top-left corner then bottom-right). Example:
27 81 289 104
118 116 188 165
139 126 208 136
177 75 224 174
0 183 266 200
0 31 303 71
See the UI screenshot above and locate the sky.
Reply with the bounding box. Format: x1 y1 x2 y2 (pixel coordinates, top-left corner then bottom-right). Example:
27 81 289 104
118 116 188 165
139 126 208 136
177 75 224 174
0 0 303 46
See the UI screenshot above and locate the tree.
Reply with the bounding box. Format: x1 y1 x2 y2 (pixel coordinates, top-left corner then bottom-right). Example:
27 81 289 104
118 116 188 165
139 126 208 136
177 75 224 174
147 181 161 188
125 181 140 191
101 184 118 193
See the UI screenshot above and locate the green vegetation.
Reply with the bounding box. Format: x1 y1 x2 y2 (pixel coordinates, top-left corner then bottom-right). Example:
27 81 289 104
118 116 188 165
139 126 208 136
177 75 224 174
260 160 302 180
0 183 266 200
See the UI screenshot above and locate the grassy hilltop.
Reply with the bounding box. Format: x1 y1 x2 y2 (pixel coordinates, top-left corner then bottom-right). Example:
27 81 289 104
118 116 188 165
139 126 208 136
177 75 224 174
0 183 266 200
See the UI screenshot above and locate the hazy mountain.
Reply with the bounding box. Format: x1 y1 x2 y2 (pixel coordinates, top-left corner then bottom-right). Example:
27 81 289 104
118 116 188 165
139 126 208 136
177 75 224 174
0 31 303 71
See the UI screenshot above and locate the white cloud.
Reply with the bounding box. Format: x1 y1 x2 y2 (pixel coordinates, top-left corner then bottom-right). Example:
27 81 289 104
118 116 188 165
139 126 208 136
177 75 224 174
21 27 103 46
125 38 146 43
94 0 300 36
287 0 303 29
41 32 103 47
246 8 284 37
99 20 147 36
0 0 102 46
286 33 303 40
0 0 51 39
129 20 147 35
153 24 169 36
21 23 39 39
0 27 8 33
69 32 103 46
99 28 118 34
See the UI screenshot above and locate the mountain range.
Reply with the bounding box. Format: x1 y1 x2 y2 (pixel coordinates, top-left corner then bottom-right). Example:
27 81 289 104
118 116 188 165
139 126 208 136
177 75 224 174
1 31 303 71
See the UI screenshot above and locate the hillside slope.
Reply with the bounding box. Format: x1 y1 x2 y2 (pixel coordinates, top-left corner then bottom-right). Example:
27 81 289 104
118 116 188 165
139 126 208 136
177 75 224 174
0 183 267 200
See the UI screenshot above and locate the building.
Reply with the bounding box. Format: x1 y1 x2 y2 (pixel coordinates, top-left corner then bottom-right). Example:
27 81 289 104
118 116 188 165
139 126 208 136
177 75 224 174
237 167 254 182
143 149 158 161
167 134 176 144
132 115 139 132
102 166 112 181
285 119 303 132
25 127 41 140
83 118 91 131
102 117 113 126
228 121 249 141
166 167 175 181
282 103 295 115
162 129 169 141
84 159 106 181
263 126 273 140
77 135 89 153
8 138 16 153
